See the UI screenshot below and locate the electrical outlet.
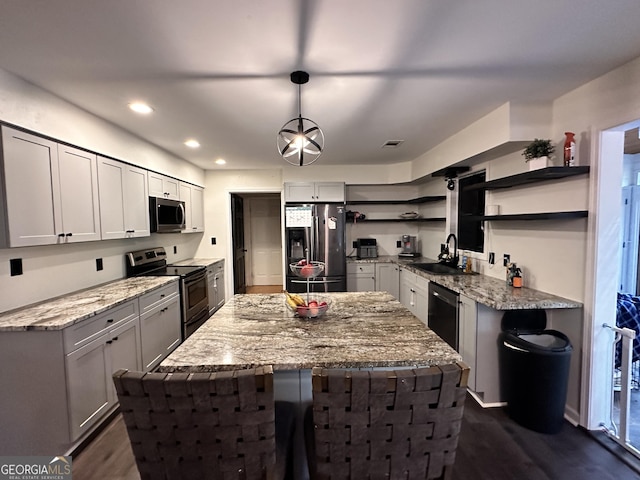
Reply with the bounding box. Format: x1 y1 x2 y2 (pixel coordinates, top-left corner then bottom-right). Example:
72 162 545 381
353 241 358 248
211 237 217 245
173 246 177 254
96 258 103 271
396 240 402 248
488 252 495 265
10 258 23 276
503 254 510 267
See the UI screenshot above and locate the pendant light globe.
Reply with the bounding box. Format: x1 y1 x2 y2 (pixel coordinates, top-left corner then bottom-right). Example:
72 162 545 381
277 71 324 166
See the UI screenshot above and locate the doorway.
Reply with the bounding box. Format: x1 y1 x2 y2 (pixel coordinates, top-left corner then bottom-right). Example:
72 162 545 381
587 122 640 459
230 192 283 294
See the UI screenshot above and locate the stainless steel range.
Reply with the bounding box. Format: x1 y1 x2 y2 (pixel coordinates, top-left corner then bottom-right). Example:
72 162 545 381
126 247 209 339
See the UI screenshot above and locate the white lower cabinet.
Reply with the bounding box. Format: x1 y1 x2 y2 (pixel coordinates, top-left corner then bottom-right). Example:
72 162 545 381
139 282 182 371
375 262 400 299
0 282 184 455
458 294 477 391
65 314 141 440
347 263 376 291
399 267 429 324
457 294 503 404
207 260 226 315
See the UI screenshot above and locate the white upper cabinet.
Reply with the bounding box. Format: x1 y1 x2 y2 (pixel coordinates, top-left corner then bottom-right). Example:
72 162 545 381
57 144 101 243
98 157 150 239
0 127 61 247
284 182 345 203
179 182 205 233
0 127 100 247
149 172 179 199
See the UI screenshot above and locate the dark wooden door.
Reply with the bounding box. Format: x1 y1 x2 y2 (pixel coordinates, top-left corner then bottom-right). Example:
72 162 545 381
231 194 246 294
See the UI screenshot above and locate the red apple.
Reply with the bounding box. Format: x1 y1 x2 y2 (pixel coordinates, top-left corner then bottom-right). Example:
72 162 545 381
308 301 320 316
300 263 315 277
297 259 307 266
319 301 327 308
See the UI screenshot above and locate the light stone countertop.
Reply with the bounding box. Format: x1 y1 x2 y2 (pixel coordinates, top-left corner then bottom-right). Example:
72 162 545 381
347 255 582 310
158 291 461 373
172 257 224 268
0 276 179 332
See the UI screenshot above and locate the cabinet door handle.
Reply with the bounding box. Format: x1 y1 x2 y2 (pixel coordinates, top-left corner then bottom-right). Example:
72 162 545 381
106 318 114 323
112 336 119 342
65 233 73 237
106 340 112 344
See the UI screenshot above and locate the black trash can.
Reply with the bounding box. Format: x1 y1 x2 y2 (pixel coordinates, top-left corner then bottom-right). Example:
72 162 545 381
498 310 572 434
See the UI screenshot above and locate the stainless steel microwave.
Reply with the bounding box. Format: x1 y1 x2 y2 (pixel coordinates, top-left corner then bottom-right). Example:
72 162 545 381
150 197 186 233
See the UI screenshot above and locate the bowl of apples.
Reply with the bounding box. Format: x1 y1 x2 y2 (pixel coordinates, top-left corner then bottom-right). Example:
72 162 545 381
289 259 325 279
290 298 331 319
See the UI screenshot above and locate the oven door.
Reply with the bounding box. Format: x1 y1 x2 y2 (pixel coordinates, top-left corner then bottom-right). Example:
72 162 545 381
182 269 209 338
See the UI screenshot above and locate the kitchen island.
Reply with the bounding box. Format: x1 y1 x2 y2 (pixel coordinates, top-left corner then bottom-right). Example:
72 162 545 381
159 291 462 480
158 291 461 372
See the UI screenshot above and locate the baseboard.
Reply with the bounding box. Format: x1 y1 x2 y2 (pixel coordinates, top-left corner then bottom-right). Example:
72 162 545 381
468 389 506 408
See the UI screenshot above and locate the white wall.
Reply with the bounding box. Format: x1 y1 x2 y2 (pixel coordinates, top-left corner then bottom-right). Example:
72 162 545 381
0 68 205 312
550 55 640 429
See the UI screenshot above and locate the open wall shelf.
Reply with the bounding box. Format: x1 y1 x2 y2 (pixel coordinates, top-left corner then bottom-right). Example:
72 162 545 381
466 211 588 222
346 195 445 205
355 217 446 223
466 166 590 191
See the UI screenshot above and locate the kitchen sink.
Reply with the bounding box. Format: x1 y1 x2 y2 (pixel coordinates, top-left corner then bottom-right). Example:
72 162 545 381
410 262 467 275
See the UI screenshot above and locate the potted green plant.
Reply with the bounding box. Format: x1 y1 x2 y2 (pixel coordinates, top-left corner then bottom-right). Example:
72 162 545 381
522 138 554 170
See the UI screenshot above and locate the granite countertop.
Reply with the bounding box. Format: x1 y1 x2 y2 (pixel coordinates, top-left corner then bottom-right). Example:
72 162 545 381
158 291 461 373
0 276 179 332
348 256 582 310
173 257 224 267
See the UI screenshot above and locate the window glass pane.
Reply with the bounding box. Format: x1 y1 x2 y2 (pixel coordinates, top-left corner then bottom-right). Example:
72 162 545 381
457 172 486 252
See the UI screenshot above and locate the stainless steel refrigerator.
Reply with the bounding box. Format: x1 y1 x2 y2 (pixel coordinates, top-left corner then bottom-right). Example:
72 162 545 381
285 203 346 293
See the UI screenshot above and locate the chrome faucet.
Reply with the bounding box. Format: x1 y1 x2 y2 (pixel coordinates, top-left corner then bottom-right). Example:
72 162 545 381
438 233 459 267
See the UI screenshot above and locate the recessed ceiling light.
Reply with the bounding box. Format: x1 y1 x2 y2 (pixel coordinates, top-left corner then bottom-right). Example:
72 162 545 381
184 139 200 148
128 102 154 114
215 159 226 165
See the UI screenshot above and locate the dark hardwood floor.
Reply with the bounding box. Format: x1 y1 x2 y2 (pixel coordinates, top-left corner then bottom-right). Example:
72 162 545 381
72 394 640 479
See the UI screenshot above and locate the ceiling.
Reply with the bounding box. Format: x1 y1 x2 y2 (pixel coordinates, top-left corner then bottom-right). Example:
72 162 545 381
1 1 640 171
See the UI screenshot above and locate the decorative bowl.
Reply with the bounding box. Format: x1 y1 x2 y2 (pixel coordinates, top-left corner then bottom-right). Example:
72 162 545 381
285 298 331 319
399 211 420 219
289 261 325 278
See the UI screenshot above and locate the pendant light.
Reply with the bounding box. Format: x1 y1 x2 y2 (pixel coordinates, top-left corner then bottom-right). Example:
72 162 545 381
277 71 324 166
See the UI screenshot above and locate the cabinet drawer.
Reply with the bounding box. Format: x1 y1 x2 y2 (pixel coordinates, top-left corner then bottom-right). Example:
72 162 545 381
63 300 138 353
208 260 224 273
139 282 179 314
347 263 375 275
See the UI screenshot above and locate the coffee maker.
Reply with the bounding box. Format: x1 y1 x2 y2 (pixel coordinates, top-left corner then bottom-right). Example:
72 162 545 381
398 235 420 257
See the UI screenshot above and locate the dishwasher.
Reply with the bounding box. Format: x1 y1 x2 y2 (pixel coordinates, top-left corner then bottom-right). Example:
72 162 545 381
427 282 460 351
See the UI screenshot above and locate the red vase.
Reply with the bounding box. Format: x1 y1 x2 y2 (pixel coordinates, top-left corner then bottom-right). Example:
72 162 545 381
564 132 576 166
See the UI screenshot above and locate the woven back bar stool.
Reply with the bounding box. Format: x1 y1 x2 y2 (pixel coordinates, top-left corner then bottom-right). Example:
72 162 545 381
113 366 294 480
306 363 469 480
